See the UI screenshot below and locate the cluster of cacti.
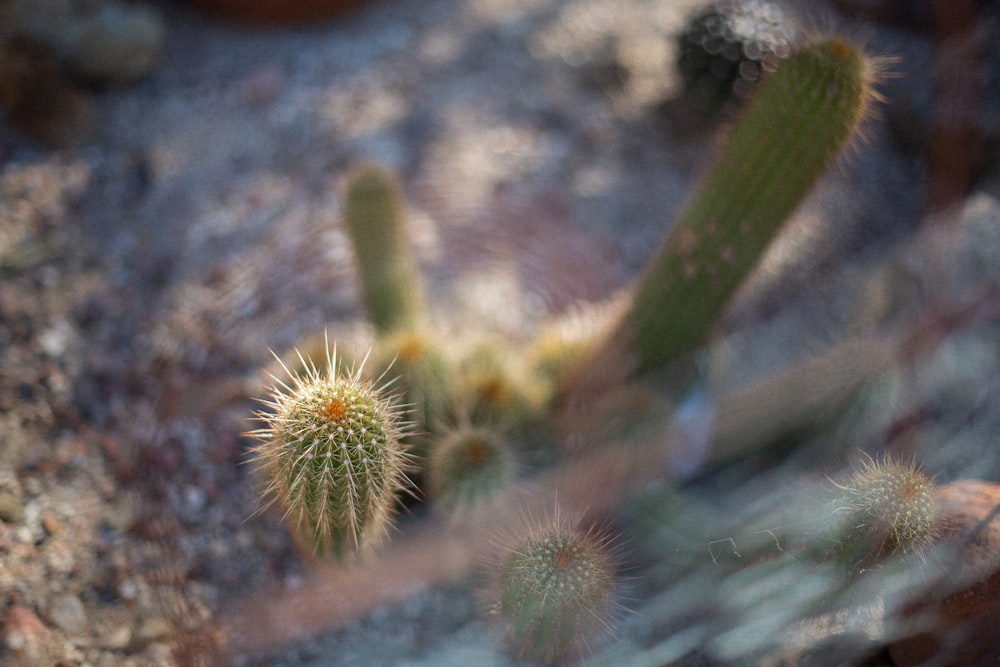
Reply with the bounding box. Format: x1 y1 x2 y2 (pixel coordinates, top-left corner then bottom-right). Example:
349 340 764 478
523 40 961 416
247 33 886 661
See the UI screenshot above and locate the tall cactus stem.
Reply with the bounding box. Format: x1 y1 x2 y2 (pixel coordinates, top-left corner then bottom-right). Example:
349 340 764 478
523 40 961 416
343 163 424 333
591 38 877 390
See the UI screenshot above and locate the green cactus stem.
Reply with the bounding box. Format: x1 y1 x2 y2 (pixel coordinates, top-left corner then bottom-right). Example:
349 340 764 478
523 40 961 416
248 340 413 558
492 515 619 662
342 163 424 333
572 38 877 398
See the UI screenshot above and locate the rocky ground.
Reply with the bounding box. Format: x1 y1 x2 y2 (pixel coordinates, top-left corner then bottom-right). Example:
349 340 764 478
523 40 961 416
1 0 999 665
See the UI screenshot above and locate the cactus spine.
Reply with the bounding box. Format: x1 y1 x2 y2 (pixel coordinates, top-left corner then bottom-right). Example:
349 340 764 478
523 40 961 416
492 515 618 662
249 341 412 557
590 38 877 384
343 163 424 333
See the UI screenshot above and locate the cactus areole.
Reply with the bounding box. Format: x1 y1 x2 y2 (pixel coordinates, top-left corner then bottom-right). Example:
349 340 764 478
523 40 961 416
249 346 411 558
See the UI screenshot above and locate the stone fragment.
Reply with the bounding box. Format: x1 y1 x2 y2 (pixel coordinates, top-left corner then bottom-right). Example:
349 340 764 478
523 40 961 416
48 593 87 634
0 491 24 524
2 605 57 663
889 479 1000 666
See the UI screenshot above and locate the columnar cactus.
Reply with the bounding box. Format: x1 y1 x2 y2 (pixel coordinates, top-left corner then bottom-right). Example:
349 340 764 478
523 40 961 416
342 163 424 333
491 515 619 662
248 342 412 558
567 37 879 400
829 455 939 567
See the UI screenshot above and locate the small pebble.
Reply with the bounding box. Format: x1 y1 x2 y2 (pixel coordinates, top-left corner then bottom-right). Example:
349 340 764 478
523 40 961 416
137 616 173 642
102 623 133 650
48 593 87 634
41 512 61 535
0 492 24 524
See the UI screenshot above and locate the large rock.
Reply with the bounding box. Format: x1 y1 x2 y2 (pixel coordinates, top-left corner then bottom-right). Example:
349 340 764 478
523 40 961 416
889 479 1000 666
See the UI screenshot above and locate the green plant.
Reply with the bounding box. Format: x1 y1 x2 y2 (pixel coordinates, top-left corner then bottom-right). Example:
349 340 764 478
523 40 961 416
241 33 895 663
828 455 939 568
490 514 619 662
342 163 424 333
567 37 878 403
369 327 454 444
248 341 413 558
454 338 542 433
427 422 516 511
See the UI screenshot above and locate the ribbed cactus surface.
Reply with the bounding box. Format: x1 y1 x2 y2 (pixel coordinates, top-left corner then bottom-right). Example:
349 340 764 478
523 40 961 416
249 344 412 557
621 38 876 377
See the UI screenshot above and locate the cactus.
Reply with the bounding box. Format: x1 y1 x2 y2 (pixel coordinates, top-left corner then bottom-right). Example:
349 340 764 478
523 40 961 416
342 163 424 333
491 514 619 662
455 339 541 433
828 455 939 568
676 0 797 116
427 423 516 512
248 340 413 558
370 328 454 443
527 298 624 408
569 37 878 397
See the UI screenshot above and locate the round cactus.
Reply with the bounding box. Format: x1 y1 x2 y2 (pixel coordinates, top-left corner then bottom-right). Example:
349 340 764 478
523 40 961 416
676 0 797 115
427 423 515 511
248 340 412 558
455 340 541 433
829 455 939 567
491 515 619 662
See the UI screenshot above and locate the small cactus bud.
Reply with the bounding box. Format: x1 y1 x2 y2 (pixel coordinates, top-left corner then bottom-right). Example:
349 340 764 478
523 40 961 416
248 340 412 558
829 455 939 567
370 328 454 443
491 514 619 662
427 423 516 512
456 340 540 433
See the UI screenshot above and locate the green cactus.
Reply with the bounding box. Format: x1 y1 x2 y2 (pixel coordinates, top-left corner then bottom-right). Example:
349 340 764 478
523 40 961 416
828 455 939 568
427 423 516 512
527 298 623 408
575 38 878 390
370 328 454 443
455 339 542 433
492 515 619 662
248 341 413 558
342 163 424 333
